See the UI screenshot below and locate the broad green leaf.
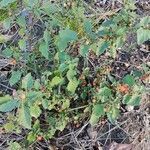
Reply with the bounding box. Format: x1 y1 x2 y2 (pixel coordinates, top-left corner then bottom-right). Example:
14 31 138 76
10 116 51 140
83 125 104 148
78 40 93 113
30 105 41 118
62 99 70 110
56 118 68 131
43 29 50 46
0 0 16 8
51 76 63 87
57 29 77 51
67 69 76 81
42 3 59 15
27 91 43 104
90 104 105 125
89 115 100 125
22 73 34 90
139 16 150 27
111 107 120 120
34 80 41 90
0 95 12 105
39 41 49 59
59 29 77 42
16 16 26 28
2 48 13 58
9 70 22 86
27 132 36 144
19 103 31 129
0 100 19 112
67 79 79 94
23 0 39 8
97 41 109 55
18 39 26 51
107 105 120 124
42 99 49 109
3 18 11 30
0 34 12 43
99 87 111 97
80 45 89 57
8 142 21 150
4 122 15 132
137 28 150 45
92 104 105 116
123 94 140 106
84 20 92 34
102 19 114 27
123 74 135 86
122 94 131 104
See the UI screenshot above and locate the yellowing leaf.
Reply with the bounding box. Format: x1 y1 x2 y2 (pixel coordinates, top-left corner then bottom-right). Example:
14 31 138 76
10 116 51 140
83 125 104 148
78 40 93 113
51 76 63 87
22 73 34 90
67 79 79 94
30 105 41 118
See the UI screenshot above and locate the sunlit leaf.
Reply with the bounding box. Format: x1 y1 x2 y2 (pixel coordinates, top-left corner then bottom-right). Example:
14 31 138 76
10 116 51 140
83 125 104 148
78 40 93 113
22 73 34 90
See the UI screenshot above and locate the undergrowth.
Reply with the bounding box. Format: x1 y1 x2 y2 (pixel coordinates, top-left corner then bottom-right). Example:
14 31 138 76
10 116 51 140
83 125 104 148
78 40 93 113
0 0 149 148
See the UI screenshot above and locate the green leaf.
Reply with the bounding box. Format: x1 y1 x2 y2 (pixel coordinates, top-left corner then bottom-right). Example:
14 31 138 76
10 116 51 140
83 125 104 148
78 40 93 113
51 76 63 87
57 29 77 51
42 2 59 15
27 132 36 144
80 45 89 57
30 105 41 118
0 34 12 43
27 91 43 104
67 69 76 81
19 103 31 129
90 104 105 125
139 16 150 27
89 115 100 125
0 0 16 8
18 39 26 51
84 20 92 34
123 94 140 106
0 100 19 112
3 18 11 30
137 28 150 45
8 142 21 150
34 80 41 90
106 106 120 124
22 73 34 90
59 29 77 42
9 70 22 86
2 48 13 58
43 29 51 46
39 41 49 59
0 95 12 105
4 122 15 132
92 104 105 116
122 94 131 104
42 99 49 109
97 41 109 55
123 74 135 86
99 87 112 97
67 79 79 94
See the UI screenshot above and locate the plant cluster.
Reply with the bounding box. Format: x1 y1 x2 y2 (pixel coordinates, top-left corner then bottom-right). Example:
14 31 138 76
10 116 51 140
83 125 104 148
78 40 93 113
0 0 149 147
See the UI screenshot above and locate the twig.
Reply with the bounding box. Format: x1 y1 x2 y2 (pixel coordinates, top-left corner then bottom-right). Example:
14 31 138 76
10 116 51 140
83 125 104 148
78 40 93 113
0 83 14 91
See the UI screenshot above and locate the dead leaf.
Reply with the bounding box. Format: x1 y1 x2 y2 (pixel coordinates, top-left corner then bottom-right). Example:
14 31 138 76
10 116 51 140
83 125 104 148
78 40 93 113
140 73 150 83
117 84 129 94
